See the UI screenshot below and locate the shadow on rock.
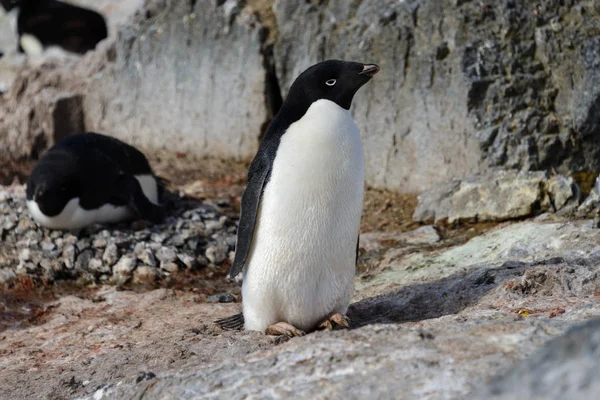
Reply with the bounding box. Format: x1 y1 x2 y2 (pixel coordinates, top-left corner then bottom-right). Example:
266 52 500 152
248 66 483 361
348 255 600 327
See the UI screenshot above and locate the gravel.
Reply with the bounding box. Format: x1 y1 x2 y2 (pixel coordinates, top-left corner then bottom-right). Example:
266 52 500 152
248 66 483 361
0 184 237 287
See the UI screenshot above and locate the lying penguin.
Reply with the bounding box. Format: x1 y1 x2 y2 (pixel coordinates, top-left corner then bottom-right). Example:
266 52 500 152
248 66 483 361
217 60 379 337
26 132 165 230
0 0 108 55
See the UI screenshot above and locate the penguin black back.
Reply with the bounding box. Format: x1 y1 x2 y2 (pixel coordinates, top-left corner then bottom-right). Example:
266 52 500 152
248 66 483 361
27 132 164 229
1 0 108 54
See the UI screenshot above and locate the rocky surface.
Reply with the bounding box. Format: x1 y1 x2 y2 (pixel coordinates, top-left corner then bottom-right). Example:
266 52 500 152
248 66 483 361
472 317 600 400
0 184 236 288
2 216 600 399
413 170 583 223
3 1 600 192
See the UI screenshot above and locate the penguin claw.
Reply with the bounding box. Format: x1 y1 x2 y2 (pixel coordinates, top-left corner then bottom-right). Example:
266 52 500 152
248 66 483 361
265 322 305 337
318 313 351 331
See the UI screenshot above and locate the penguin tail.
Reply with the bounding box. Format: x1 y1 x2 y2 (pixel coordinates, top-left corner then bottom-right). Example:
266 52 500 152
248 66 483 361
215 313 245 331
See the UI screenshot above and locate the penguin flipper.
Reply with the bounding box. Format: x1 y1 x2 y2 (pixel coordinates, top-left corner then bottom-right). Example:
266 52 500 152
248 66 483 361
228 151 272 278
119 174 165 224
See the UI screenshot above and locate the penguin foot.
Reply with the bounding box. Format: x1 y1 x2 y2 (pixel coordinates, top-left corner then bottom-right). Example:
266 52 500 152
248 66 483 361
265 322 305 337
318 313 351 331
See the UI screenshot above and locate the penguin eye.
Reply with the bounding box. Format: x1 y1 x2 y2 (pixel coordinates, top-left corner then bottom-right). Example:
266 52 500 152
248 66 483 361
325 79 336 86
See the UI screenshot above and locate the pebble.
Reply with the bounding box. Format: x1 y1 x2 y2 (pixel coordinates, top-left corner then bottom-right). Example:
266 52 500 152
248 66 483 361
0 186 232 286
113 256 136 278
206 293 236 303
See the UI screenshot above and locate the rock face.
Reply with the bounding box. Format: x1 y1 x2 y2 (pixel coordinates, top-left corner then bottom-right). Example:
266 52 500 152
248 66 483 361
472 317 600 400
2 0 600 192
413 170 581 223
83 0 271 161
273 0 600 192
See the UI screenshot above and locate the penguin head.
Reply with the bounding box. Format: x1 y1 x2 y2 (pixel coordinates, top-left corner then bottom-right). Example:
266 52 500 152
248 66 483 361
26 153 81 217
286 59 379 111
0 0 22 11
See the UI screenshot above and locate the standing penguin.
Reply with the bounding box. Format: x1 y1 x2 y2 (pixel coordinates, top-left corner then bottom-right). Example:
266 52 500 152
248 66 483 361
26 132 165 230
218 60 379 337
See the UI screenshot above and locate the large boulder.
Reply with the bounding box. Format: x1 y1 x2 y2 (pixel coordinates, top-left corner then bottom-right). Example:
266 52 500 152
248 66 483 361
413 170 581 223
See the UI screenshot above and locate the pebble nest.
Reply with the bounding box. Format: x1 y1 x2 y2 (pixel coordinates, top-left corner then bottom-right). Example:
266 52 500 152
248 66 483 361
0 184 237 287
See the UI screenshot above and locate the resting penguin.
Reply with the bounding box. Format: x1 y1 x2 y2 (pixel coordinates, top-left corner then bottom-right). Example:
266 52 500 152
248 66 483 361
0 0 108 55
26 132 165 230
217 60 379 337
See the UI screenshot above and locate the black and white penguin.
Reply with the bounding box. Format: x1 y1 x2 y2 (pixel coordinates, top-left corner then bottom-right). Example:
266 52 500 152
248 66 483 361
26 132 165 230
218 60 379 337
0 0 107 55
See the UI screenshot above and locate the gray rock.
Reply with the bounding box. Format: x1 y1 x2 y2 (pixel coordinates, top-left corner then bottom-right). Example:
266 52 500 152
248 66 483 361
472 318 600 400
160 262 179 273
177 254 198 270
413 170 581 223
205 243 228 264
112 256 136 279
132 265 159 285
102 243 119 267
155 247 177 264
206 293 236 303
88 258 110 275
577 176 600 217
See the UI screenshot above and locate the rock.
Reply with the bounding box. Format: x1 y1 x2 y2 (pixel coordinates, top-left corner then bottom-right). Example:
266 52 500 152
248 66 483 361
205 244 228 264
206 293 236 303
177 254 198 270
577 176 600 217
132 265 159 285
413 170 582 223
160 262 179 273
135 245 158 268
102 243 119 267
88 258 109 275
360 226 441 253
112 256 136 279
155 247 177 264
472 318 600 400
546 174 580 213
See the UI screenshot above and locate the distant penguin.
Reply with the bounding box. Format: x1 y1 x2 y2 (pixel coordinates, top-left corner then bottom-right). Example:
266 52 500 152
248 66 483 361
217 60 379 337
26 132 165 230
0 0 108 55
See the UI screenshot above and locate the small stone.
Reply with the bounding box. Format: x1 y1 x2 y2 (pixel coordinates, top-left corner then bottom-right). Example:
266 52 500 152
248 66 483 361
40 240 56 252
113 256 136 279
76 239 91 251
205 243 228 264
74 249 93 271
88 258 110 274
102 243 119 266
92 238 107 248
19 248 31 262
177 254 197 269
206 293 236 303
160 261 179 273
156 247 177 263
62 245 76 269
133 265 159 284
151 233 167 243
138 249 158 268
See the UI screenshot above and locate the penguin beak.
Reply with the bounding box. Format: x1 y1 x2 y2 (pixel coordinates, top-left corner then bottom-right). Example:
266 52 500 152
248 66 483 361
359 64 380 77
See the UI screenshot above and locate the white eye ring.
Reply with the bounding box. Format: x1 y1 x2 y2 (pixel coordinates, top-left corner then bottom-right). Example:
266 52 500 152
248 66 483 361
325 79 336 86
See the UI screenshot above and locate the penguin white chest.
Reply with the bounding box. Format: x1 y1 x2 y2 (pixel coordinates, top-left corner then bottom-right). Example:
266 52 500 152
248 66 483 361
27 174 158 230
242 99 365 332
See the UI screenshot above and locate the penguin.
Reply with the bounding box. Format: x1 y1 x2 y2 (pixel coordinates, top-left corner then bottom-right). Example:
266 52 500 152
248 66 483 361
217 60 379 337
26 132 165 230
0 0 107 55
